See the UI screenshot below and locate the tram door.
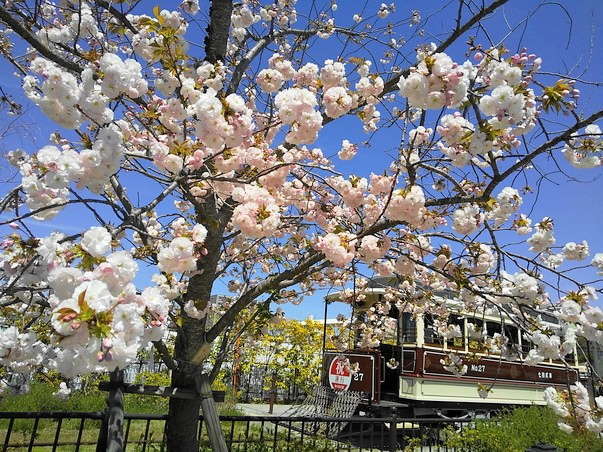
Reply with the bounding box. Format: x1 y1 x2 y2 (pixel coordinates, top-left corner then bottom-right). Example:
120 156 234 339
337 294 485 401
378 309 417 398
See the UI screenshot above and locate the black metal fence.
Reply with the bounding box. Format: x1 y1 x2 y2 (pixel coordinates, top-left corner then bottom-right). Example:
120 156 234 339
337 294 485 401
0 411 471 451
239 368 308 404
240 378 307 404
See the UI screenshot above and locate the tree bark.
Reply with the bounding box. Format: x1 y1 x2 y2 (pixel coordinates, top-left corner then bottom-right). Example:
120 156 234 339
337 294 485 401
166 371 228 451
204 0 233 63
166 312 229 451
166 370 202 452
166 315 206 452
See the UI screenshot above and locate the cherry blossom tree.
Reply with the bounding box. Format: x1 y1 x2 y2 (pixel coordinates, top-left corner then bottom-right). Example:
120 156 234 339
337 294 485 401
0 0 602 449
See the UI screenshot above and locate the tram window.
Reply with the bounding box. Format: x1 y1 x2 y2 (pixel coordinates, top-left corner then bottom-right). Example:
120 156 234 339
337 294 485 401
502 324 520 357
521 334 533 356
486 321 502 337
467 319 483 351
564 348 575 365
447 315 465 350
541 312 559 324
503 324 519 345
424 314 443 347
382 327 397 345
485 321 502 354
576 346 588 364
381 316 398 346
551 335 570 364
354 312 367 345
400 313 417 343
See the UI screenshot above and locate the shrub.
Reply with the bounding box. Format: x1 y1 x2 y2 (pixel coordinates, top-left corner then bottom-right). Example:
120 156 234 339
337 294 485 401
133 371 171 387
0 382 106 412
0 383 105 438
445 406 603 452
126 371 171 414
0 380 242 416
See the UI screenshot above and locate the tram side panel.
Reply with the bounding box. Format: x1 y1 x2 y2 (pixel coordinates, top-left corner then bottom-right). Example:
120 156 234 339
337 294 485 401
321 350 381 403
322 346 581 415
398 347 579 408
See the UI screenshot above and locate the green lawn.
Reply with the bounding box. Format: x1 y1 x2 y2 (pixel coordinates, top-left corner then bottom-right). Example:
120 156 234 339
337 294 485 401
1 418 341 452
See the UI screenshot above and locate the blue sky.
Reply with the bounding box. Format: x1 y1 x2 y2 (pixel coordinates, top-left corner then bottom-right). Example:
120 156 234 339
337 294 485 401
0 0 601 320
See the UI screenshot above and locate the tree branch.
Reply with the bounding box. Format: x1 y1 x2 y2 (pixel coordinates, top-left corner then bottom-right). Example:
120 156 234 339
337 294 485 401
0 6 83 74
483 109 603 197
381 0 511 96
205 252 324 343
152 340 177 370
92 0 137 34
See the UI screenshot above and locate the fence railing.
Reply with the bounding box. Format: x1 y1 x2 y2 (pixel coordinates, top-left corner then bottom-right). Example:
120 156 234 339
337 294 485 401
0 411 472 451
239 370 308 404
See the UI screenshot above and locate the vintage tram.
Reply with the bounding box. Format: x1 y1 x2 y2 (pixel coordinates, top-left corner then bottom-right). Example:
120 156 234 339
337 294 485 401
320 277 588 418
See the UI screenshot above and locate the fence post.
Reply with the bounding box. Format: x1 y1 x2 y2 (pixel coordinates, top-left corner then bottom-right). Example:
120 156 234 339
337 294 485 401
389 416 398 452
96 412 108 451
97 369 125 452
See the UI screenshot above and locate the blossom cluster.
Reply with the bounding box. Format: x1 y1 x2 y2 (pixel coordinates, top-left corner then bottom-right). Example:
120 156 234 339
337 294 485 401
99 53 148 99
562 124 602 169
545 382 603 434
11 124 126 221
398 47 471 110
0 221 208 376
231 185 281 238
23 58 113 129
275 88 323 144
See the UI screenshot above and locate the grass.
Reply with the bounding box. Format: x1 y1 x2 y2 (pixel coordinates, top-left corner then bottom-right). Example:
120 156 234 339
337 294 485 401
0 382 249 451
1 417 340 452
4 419 103 452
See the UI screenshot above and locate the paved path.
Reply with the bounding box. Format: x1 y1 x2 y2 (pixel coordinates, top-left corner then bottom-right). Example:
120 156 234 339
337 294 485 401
234 404 456 451
236 403 295 416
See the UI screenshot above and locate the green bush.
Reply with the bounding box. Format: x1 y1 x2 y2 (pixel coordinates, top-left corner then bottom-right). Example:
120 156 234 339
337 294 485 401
0 383 105 439
444 405 603 452
0 382 106 412
0 381 243 448
0 382 173 414
0 380 242 415
127 371 171 414
133 371 171 387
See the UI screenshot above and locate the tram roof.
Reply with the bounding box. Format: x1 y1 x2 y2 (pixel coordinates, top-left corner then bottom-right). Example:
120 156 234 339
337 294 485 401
325 276 457 303
324 277 559 326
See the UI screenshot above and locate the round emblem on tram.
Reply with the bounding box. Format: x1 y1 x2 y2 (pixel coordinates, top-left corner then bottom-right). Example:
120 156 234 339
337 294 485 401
328 357 352 391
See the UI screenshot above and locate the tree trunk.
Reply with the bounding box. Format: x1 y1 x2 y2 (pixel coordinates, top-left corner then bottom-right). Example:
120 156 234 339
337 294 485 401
166 371 228 452
269 372 277 414
166 315 205 452
164 205 230 450
166 311 228 451
204 0 233 63
166 370 202 452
